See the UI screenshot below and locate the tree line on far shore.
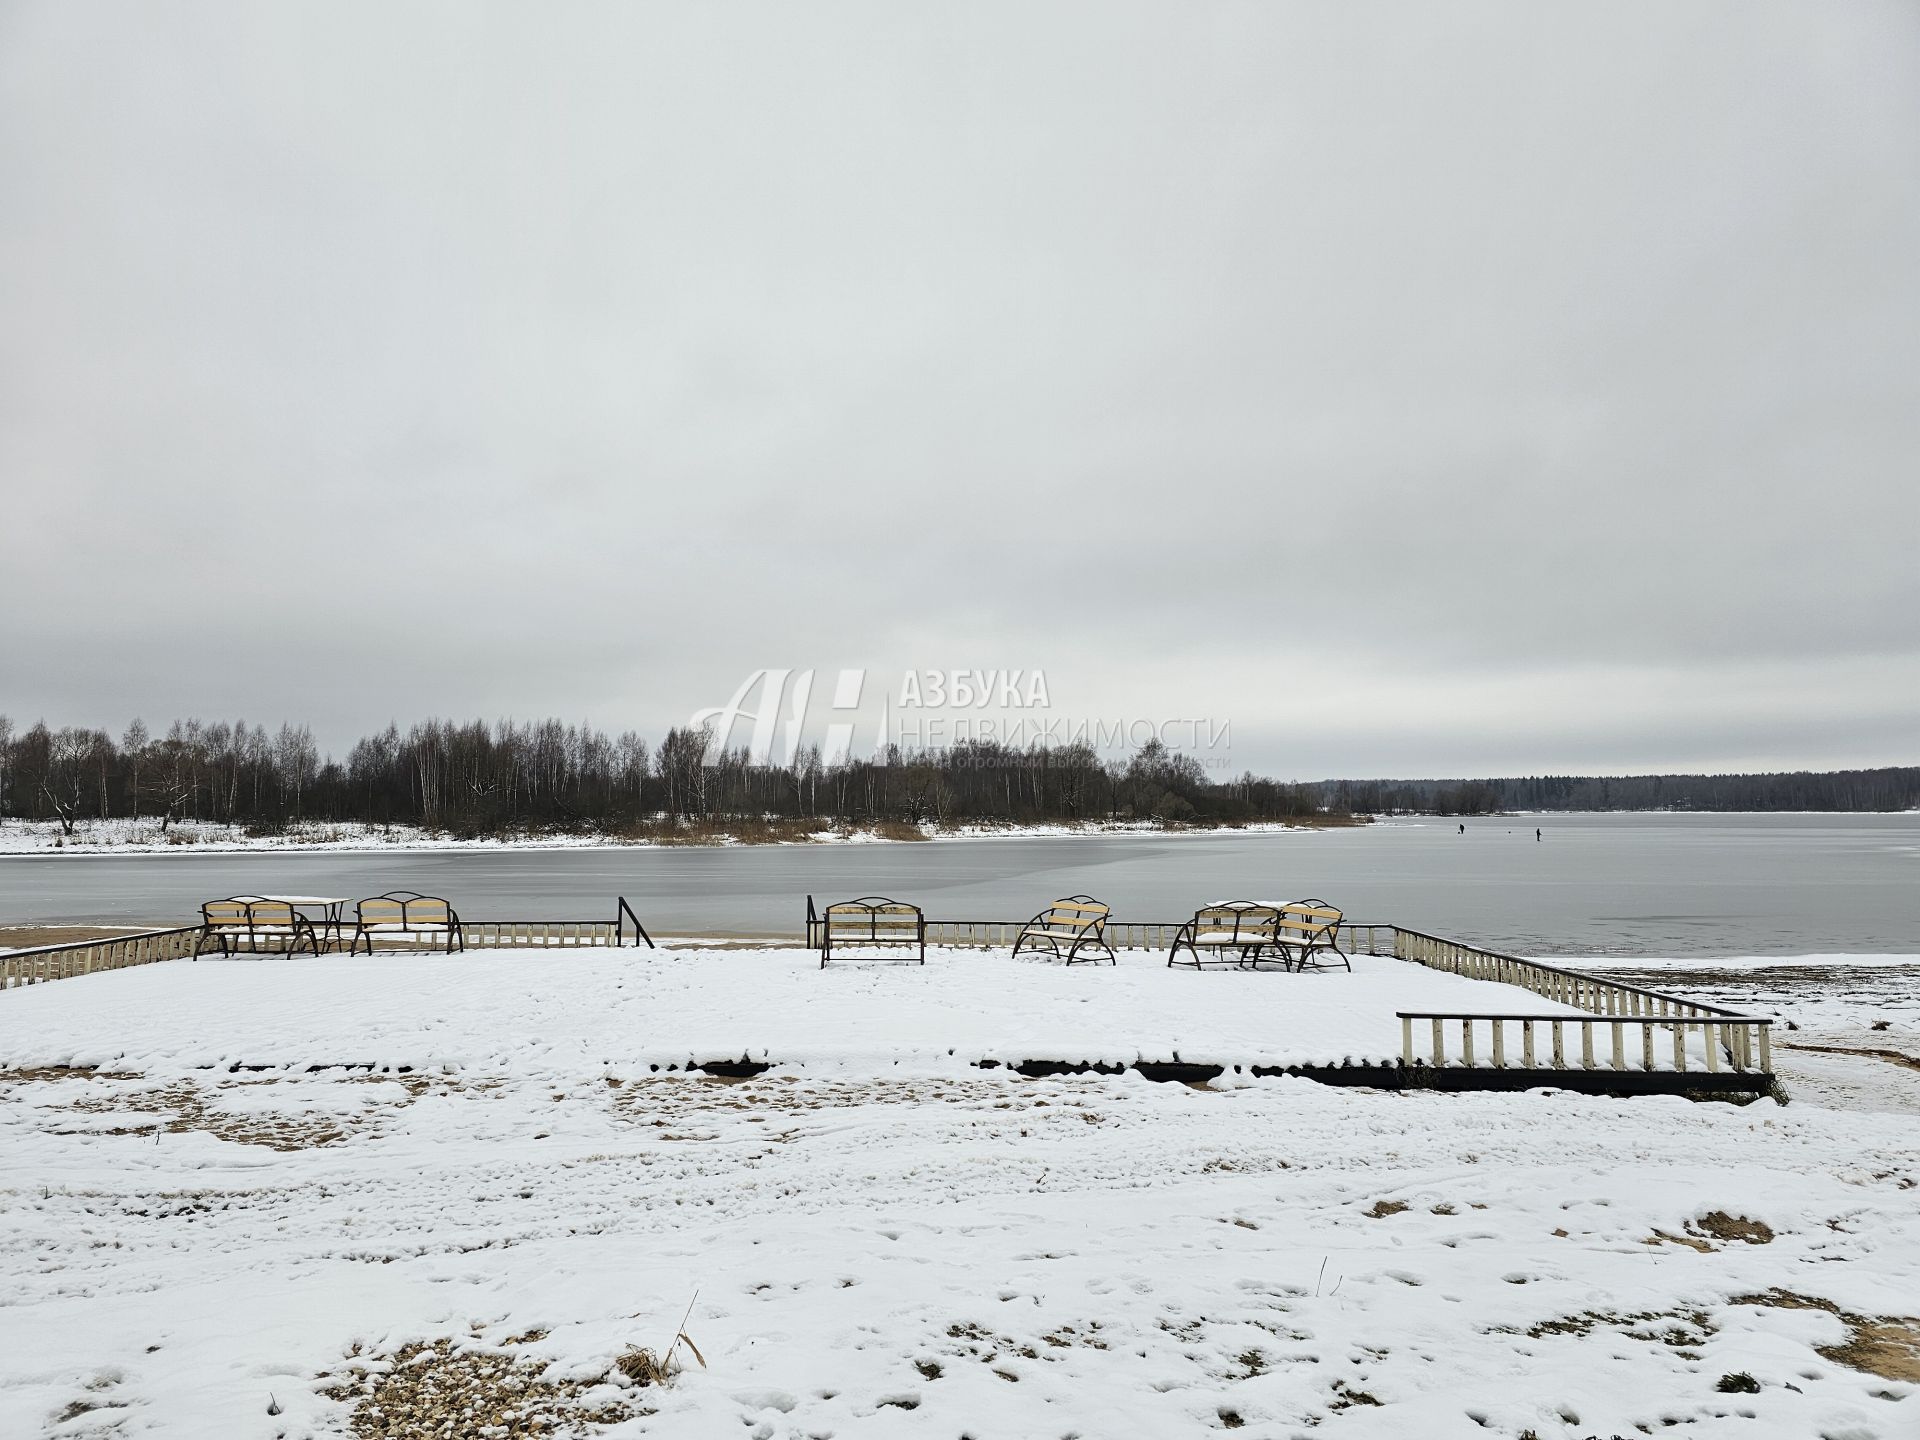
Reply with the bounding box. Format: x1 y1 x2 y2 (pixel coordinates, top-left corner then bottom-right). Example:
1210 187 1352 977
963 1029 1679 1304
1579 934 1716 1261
0 714 1912 838
0 715 1326 836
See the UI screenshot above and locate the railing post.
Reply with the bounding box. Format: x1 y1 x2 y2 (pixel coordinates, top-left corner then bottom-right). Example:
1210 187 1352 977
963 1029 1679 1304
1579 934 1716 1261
1401 1015 1413 1066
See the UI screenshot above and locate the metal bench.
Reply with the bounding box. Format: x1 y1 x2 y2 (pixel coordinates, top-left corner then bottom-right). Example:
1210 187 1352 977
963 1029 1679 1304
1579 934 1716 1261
1274 899 1348 971
1165 901 1281 969
819 897 925 968
348 892 465 955
193 898 320 959
1012 895 1115 965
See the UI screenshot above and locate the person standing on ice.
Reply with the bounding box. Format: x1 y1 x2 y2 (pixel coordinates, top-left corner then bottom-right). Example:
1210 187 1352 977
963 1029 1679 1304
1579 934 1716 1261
1458 823 1465 835
1536 827 1542 842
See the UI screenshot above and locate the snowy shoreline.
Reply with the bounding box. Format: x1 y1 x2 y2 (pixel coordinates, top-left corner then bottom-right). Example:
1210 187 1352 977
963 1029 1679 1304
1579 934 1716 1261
0 816 1359 858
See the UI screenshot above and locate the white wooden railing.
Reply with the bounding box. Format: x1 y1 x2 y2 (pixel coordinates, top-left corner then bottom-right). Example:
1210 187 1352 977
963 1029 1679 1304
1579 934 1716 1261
461 920 621 948
0 926 201 988
1391 928 1771 1075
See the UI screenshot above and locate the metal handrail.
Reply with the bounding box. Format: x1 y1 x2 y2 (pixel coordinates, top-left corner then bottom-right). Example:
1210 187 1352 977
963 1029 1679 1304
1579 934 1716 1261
616 896 655 949
1391 926 1754 1018
1395 1010 1774 1024
1 925 204 989
0 924 199 960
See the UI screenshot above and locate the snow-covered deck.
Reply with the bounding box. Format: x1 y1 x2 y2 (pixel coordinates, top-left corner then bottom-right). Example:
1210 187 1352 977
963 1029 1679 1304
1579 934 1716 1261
0 947 1589 1076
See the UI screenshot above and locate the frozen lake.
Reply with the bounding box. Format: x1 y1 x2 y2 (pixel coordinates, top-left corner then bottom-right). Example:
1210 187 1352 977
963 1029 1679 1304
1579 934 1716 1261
2 812 1915 956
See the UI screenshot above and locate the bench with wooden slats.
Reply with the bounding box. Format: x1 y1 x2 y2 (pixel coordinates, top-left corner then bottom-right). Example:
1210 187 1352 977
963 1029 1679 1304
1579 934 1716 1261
348 892 465 955
1273 900 1348 971
1012 895 1115 965
1165 901 1282 969
193 898 320 959
820 897 925 967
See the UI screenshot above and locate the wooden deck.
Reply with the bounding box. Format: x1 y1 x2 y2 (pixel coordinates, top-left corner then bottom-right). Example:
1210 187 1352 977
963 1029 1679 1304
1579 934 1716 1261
1 911 1775 1099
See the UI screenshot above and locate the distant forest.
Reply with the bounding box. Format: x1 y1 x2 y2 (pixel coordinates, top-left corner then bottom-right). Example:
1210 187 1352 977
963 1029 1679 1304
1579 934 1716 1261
1323 769 1920 816
0 715 1913 837
0 715 1324 836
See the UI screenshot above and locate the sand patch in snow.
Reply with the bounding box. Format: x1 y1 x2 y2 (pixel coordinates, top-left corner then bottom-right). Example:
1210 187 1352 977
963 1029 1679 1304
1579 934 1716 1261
41 1073 428 1151
1732 1291 1920 1383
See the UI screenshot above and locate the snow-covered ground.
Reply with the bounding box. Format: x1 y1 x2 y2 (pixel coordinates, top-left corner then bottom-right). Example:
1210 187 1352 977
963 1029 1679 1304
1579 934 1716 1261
2 952 1915 1439
1583 955 1920 1122
0 817 1336 856
0 949 1584 1074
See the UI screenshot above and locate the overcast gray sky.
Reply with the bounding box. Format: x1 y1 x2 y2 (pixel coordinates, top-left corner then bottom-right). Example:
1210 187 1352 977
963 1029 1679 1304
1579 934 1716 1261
2 1 1916 779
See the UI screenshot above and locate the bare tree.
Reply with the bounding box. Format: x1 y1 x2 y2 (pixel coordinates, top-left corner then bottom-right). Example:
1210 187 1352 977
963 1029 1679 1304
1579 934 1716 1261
122 718 149 820
41 728 98 837
656 725 712 819
274 723 319 820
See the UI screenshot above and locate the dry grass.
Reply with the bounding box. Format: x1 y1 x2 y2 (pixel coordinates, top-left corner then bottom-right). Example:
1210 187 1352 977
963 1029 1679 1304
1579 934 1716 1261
612 1294 706 1391
1645 1210 1776 1252
1645 1231 1716 1254
320 1337 641 1438
612 1348 676 1387
608 1074 1108 1132
1363 1199 1409 1219
1523 1308 1715 1349
603 817 835 847
1692 1211 1774 1245
1327 1379 1383 1411
865 819 930 841
1732 1290 1920 1382
1 1066 143 1085
939 1317 1111 1378
1537 1294 1920 1384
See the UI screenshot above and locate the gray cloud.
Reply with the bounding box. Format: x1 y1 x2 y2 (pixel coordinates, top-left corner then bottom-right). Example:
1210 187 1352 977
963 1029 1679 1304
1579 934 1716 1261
3 1 1916 777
